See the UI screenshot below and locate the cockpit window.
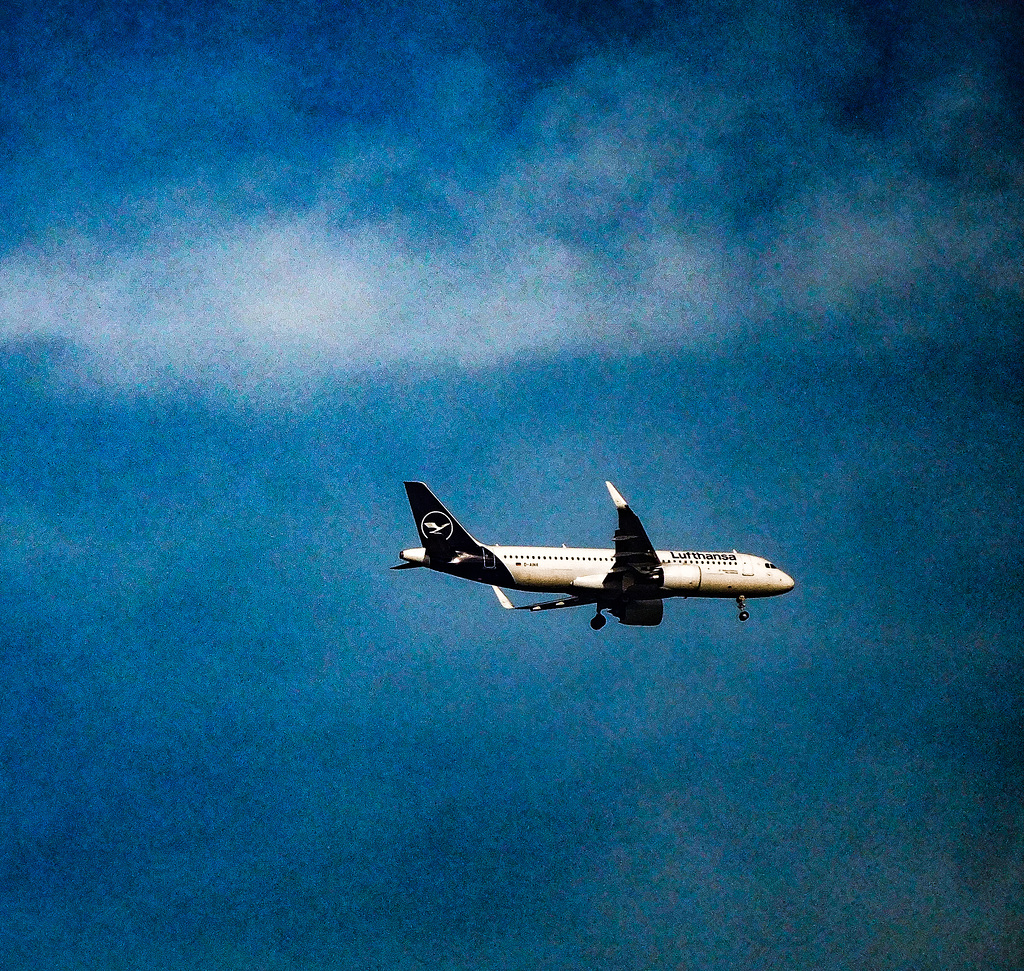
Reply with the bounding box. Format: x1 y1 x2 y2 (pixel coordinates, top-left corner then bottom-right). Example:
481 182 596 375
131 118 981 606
765 562 775 569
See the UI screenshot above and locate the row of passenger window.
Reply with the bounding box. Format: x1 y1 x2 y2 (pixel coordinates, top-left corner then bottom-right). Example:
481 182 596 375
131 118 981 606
513 555 610 561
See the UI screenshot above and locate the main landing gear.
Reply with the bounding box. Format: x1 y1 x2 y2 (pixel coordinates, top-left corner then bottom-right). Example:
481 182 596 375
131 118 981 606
736 596 750 622
590 609 607 631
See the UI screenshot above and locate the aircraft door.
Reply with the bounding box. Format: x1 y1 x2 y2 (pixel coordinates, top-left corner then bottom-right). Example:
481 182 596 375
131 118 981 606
483 549 496 569
742 556 754 576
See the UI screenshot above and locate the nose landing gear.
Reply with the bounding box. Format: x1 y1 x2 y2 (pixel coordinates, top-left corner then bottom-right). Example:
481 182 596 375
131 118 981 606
590 609 607 631
736 596 750 622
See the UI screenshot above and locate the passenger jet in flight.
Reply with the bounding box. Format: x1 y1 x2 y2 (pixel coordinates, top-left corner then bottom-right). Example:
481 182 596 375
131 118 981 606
393 481 794 629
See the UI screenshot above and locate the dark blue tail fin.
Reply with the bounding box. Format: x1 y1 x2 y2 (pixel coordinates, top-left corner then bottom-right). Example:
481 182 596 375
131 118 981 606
404 482 481 555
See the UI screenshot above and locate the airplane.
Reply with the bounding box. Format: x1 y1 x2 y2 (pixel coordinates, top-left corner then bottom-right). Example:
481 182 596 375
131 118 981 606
393 481 795 630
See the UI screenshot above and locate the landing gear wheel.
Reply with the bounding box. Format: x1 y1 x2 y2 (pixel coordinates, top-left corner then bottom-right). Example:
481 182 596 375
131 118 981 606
590 613 607 631
736 596 749 623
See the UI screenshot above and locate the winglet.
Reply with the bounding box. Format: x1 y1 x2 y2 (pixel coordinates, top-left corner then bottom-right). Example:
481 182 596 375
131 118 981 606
605 481 629 509
492 585 515 609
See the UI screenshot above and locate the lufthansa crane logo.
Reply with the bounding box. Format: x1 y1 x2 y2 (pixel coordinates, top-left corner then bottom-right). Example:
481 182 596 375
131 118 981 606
420 511 454 541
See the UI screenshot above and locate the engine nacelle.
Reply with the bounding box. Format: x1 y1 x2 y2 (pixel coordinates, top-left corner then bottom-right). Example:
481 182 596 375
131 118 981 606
572 574 611 592
658 563 701 593
610 599 664 626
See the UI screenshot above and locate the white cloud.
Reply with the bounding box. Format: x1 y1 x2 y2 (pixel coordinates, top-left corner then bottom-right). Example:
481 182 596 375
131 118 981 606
2 35 1019 393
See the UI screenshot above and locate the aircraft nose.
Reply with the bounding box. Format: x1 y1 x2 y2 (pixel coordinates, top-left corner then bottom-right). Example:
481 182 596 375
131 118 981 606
780 571 795 592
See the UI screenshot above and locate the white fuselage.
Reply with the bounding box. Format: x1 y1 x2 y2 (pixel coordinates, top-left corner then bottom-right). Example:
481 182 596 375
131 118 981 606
400 545 795 599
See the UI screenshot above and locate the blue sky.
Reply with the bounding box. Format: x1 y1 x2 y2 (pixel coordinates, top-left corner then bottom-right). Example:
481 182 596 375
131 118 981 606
1 2 1022 968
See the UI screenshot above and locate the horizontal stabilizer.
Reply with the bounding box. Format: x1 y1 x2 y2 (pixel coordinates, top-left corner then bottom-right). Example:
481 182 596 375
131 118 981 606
391 562 422 570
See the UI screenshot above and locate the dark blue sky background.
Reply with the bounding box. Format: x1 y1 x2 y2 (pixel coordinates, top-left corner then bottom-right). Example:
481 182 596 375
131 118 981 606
1 2 1022 968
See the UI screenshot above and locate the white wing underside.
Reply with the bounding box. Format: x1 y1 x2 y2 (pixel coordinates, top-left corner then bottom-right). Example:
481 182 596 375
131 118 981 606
491 586 597 612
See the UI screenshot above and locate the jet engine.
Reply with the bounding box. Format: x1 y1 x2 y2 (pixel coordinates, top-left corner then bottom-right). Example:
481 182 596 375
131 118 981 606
657 563 701 593
609 599 664 626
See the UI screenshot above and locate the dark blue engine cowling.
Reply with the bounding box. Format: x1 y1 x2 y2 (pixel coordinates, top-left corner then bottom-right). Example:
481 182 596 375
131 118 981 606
609 599 664 626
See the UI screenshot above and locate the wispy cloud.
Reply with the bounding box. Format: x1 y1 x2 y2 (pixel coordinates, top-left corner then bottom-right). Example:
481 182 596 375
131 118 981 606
1 6 1019 392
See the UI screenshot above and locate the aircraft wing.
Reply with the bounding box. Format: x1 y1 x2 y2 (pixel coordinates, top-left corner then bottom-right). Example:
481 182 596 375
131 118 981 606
492 586 597 612
605 481 661 572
